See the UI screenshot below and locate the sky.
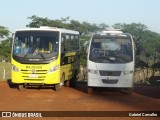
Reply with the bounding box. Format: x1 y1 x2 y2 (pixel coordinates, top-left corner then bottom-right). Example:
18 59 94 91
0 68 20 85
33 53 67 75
0 0 160 33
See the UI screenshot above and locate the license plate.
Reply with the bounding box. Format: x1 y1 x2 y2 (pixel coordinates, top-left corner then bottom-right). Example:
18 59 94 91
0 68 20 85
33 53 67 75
106 76 118 80
29 74 38 78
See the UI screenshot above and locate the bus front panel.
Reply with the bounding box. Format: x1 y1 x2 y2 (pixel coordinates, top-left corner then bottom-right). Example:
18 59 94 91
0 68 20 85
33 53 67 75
11 30 61 85
12 58 60 85
87 33 135 88
88 61 134 88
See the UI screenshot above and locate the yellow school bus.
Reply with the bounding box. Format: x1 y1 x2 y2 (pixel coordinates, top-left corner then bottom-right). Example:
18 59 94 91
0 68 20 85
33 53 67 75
11 26 80 91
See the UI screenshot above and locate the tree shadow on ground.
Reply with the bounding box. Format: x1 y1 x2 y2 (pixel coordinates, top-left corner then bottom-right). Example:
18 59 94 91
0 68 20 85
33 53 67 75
75 81 129 95
75 81 160 99
6 79 55 90
134 85 160 99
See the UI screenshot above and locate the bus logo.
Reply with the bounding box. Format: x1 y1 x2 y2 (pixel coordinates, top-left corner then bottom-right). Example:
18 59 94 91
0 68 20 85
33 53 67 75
32 69 36 74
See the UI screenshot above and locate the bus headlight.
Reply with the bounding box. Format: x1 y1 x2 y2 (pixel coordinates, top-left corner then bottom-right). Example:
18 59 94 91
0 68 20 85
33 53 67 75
49 65 58 73
12 65 19 72
88 69 99 74
122 70 133 75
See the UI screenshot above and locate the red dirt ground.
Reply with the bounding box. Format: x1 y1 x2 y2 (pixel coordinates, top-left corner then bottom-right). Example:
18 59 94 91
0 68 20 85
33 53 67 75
0 81 160 120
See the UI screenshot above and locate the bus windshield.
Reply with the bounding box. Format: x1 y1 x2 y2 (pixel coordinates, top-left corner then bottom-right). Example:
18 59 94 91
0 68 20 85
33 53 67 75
89 35 133 63
13 31 59 60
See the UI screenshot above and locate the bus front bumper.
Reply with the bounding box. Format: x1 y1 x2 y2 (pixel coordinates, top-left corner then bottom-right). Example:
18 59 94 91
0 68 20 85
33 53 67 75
12 71 60 85
87 74 133 88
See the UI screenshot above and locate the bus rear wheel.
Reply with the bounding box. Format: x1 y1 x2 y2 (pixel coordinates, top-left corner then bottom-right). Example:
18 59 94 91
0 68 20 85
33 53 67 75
64 80 70 87
70 71 78 87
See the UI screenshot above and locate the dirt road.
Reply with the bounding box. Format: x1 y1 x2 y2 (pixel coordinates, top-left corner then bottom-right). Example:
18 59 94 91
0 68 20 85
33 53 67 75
0 81 160 120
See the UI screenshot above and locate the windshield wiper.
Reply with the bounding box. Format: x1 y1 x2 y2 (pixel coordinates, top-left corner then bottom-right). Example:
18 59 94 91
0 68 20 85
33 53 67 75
23 54 28 59
115 55 130 62
22 52 45 60
37 53 45 59
95 56 114 62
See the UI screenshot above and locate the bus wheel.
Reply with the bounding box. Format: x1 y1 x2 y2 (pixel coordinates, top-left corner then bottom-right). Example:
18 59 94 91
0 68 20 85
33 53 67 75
55 84 61 91
127 88 133 95
60 74 65 87
87 87 93 94
18 84 25 91
70 71 77 87
65 80 70 87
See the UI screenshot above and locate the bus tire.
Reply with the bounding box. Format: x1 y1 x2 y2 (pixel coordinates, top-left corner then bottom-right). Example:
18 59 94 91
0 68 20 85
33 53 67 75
65 80 70 87
127 88 133 95
55 84 61 91
18 84 25 91
70 71 77 87
87 87 93 94
60 74 65 86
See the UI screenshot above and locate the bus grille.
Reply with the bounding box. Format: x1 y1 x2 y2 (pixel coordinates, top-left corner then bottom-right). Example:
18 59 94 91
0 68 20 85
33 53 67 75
21 69 47 80
102 79 118 84
99 71 121 76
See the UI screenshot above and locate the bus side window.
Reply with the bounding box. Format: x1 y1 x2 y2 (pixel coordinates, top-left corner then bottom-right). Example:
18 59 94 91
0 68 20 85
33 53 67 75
61 36 65 52
75 35 79 50
65 35 70 51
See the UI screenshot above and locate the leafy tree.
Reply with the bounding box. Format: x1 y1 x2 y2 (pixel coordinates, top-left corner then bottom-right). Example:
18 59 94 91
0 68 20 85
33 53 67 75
26 15 65 28
0 26 10 38
61 16 70 23
113 23 160 81
0 25 11 61
27 15 108 36
99 23 109 30
0 37 11 61
152 62 160 72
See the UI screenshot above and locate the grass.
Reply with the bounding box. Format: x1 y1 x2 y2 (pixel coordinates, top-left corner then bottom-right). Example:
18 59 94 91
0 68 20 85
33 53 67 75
0 62 11 80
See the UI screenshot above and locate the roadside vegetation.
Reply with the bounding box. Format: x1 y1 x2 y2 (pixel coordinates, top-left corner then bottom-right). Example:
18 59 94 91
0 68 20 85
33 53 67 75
0 15 160 84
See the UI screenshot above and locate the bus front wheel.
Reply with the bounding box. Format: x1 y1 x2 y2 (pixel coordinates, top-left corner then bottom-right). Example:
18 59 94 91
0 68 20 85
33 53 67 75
18 84 25 91
64 80 70 87
55 84 61 91
127 88 133 95
55 74 65 91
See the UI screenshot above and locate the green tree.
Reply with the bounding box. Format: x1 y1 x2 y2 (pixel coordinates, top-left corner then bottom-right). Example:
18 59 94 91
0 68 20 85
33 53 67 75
113 23 160 82
61 16 70 23
0 37 11 61
27 15 107 36
0 26 10 38
0 25 11 61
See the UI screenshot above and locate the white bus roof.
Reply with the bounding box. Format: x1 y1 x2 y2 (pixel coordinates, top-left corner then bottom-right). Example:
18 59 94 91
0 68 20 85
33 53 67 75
15 26 79 35
92 28 128 36
103 28 123 34
103 30 123 34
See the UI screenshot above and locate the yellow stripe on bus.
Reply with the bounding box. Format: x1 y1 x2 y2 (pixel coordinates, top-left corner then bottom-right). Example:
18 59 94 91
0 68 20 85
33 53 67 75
65 52 76 56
